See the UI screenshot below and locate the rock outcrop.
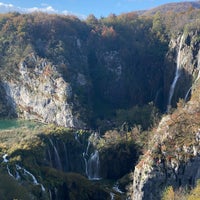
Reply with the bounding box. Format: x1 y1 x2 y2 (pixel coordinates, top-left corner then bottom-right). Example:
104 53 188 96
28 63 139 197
132 31 200 200
164 31 200 108
1 53 84 128
132 114 200 200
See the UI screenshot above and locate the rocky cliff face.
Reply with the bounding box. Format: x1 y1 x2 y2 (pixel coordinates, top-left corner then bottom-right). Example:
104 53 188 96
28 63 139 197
0 13 169 129
132 30 200 200
1 53 84 128
132 114 200 199
164 31 200 108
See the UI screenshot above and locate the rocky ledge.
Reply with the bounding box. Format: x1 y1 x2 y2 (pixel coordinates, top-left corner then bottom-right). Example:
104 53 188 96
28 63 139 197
1 53 84 128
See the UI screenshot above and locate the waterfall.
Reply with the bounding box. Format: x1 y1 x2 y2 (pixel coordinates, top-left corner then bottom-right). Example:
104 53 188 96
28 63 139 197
83 140 91 177
2 154 15 178
15 170 20 180
110 192 115 200
88 150 100 180
49 138 62 170
167 34 185 111
184 87 192 101
16 164 45 191
49 190 52 200
6 165 15 178
113 182 124 194
3 154 9 163
83 138 101 180
74 132 79 141
2 154 45 191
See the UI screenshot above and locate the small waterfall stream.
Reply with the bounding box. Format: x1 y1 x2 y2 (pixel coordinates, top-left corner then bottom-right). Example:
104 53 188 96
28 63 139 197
88 150 100 180
3 154 15 178
167 34 185 111
48 138 63 170
82 134 101 180
83 140 91 177
3 154 8 163
16 164 45 191
110 192 115 200
113 182 124 194
2 154 45 191
184 87 192 102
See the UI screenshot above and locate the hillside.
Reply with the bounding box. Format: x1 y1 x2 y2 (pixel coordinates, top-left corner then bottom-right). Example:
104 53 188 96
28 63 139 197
143 1 200 15
0 1 200 199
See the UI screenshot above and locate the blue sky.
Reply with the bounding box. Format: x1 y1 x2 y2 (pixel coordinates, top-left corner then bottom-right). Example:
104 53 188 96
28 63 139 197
0 0 194 18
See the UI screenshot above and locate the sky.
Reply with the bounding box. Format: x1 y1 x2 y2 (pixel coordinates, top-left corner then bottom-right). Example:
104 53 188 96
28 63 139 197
0 0 196 18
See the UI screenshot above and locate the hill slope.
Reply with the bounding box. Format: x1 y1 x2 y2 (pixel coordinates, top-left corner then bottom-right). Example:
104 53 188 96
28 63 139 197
143 1 200 15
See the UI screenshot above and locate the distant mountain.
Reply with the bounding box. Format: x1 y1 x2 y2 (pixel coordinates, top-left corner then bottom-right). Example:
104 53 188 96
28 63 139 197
143 1 200 15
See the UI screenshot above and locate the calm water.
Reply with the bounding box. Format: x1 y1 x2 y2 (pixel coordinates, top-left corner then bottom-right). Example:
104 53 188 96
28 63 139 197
0 119 39 130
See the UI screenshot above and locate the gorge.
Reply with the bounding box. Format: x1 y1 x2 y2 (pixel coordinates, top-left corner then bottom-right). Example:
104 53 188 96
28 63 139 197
0 1 200 199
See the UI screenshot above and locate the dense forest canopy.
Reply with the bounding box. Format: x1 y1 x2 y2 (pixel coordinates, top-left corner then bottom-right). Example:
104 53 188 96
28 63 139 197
0 5 200 131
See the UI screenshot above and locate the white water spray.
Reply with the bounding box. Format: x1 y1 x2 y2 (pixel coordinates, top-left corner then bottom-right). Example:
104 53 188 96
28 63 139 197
110 192 115 200
2 154 45 191
83 140 91 177
184 87 192 101
2 154 9 163
7 165 15 178
16 164 45 191
113 182 124 194
83 137 101 180
88 150 101 180
167 34 185 111
2 154 15 178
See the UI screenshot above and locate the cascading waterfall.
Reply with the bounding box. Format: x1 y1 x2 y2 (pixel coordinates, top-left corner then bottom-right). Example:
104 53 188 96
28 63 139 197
83 140 91 177
74 131 79 141
2 154 45 191
82 135 101 180
6 165 15 178
184 87 192 101
16 164 45 191
46 135 88 174
87 150 100 180
167 34 185 111
3 154 8 163
2 154 15 178
49 138 62 170
110 192 115 200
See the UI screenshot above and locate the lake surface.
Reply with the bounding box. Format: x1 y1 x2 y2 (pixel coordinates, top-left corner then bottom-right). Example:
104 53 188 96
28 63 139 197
0 119 40 130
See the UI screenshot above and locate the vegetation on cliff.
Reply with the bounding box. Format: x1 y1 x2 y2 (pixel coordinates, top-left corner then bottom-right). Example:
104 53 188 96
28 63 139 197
0 1 200 199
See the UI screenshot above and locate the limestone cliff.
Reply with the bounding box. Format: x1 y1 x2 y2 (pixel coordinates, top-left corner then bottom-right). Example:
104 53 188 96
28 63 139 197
164 31 200 108
132 31 200 200
0 13 169 129
1 53 84 128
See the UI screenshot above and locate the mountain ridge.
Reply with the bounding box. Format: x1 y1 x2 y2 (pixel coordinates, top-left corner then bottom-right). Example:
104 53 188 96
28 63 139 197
142 1 200 15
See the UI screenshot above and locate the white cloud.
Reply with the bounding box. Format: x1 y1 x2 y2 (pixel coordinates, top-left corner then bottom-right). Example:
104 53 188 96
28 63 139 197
27 6 57 13
62 10 86 19
0 2 18 12
0 2 85 18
